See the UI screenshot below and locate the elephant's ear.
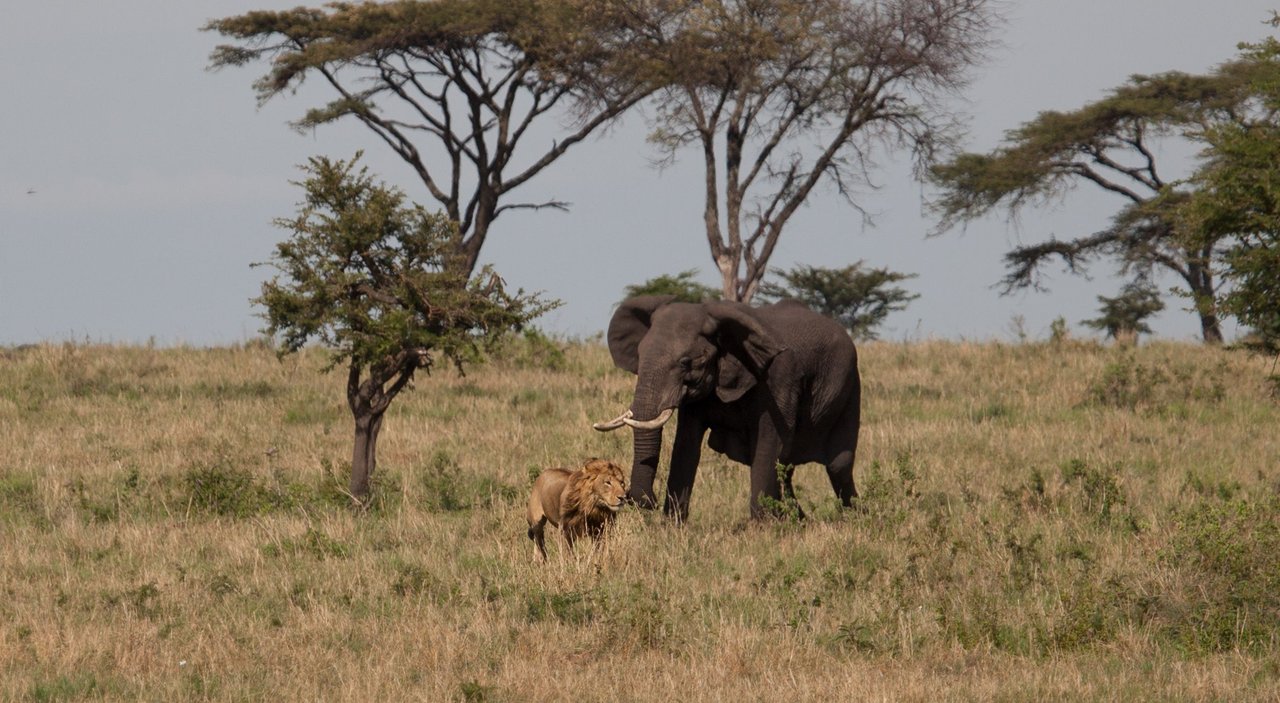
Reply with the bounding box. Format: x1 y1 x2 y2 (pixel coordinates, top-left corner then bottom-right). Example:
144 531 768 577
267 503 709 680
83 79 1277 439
607 295 675 374
704 300 786 378
715 354 756 403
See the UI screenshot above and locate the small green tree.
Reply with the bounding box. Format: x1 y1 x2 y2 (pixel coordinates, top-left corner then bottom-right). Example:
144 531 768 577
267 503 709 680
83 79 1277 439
758 262 919 340
622 269 720 303
1081 281 1165 345
256 154 554 502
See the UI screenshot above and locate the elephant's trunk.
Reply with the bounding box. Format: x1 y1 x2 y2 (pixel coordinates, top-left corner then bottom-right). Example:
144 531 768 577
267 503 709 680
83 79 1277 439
628 425 662 509
623 377 671 509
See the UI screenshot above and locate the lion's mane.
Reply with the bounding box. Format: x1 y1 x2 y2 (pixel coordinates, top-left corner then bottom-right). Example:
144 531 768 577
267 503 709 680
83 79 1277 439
559 458 626 538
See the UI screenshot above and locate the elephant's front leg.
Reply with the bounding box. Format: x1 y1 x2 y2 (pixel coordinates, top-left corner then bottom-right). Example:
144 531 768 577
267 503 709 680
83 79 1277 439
748 419 786 519
664 413 706 522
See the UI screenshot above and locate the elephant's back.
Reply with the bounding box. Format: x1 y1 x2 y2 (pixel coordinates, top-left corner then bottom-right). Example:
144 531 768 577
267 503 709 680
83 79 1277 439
756 300 857 360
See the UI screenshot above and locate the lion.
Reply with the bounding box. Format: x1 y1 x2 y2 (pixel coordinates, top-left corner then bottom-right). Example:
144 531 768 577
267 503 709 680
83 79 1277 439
526 458 627 562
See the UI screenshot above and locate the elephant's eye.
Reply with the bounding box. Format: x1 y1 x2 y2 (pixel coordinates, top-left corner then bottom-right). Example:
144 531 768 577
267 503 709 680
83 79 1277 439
678 356 692 371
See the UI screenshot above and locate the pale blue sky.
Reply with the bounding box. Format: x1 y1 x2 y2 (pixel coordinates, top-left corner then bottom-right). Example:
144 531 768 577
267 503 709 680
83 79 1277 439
2 1 1275 346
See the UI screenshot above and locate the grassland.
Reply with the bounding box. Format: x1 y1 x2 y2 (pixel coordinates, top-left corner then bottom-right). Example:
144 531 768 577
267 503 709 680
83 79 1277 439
1 336 1278 701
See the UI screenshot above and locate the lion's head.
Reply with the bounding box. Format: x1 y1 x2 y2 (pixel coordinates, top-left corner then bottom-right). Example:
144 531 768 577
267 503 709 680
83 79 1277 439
562 458 627 529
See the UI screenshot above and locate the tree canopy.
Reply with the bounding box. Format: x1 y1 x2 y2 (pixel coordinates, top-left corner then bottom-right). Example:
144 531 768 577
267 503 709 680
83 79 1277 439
1178 37 1280 351
758 262 919 340
622 269 720 303
257 153 553 500
609 0 997 301
1081 280 1165 345
207 0 651 275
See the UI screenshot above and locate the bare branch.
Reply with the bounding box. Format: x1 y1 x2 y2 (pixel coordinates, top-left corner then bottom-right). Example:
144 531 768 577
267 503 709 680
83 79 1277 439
493 199 571 217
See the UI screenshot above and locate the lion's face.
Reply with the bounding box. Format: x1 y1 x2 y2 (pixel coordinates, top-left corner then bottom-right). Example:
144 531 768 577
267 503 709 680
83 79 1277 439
582 459 627 512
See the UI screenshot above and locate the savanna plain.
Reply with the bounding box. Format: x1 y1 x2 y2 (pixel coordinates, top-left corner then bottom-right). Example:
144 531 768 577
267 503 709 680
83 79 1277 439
2 336 1279 701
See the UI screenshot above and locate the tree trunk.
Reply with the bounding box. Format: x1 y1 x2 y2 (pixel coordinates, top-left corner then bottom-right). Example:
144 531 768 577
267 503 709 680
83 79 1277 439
1197 307 1224 346
349 410 385 503
1187 259 1224 345
344 356 415 506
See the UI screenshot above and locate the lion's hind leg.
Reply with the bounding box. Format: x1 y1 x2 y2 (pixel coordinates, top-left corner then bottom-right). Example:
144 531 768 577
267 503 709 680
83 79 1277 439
528 520 548 562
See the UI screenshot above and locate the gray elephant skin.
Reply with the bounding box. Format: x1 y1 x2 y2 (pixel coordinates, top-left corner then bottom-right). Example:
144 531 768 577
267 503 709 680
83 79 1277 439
594 295 861 520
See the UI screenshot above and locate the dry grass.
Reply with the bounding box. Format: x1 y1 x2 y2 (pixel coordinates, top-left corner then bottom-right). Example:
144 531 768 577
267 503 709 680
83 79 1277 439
2 337 1279 701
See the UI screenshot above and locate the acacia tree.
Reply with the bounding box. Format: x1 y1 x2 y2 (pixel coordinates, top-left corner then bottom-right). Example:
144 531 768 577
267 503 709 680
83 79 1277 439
604 0 996 301
622 269 720 302
206 0 651 275
1180 37 1280 351
1081 281 1165 345
257 154 553 502
1186 119 1280 350
758 262 918 340
929 54 1280 345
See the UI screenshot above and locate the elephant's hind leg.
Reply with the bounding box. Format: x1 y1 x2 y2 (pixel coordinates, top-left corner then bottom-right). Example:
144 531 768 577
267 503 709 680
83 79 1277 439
823 396 860 506
825 449 857 506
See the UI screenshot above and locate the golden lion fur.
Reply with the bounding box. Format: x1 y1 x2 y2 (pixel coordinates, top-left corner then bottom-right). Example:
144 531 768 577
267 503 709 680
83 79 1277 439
526 458 626 562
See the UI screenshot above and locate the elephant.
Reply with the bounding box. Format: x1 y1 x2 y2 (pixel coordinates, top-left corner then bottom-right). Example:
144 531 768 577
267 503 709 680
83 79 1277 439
593 295 861 520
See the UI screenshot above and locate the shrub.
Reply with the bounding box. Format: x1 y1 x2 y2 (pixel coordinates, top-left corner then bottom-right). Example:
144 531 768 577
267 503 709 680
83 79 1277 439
525 589 597 625
1157 494 1280 653
184 463 275 518
1087 354 1226 410
1060 459 1127 524
0 472 44 527
419 450 518 512
262 527 350 560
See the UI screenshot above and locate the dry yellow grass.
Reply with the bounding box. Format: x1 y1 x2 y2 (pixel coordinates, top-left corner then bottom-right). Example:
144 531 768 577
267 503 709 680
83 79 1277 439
1 338 1278 701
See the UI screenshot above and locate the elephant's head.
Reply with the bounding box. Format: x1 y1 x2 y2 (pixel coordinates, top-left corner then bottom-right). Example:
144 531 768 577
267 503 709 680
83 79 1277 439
593 296 786 431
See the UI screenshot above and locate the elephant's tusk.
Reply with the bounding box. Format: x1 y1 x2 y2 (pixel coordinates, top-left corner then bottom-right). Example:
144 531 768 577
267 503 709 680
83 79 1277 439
621 407 675 430
592 409 633 432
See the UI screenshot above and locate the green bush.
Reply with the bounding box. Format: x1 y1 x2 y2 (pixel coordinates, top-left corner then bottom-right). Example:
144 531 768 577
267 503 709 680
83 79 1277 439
0 472 44 527
1088 354 1226 410
262 527 350 560
182 460 368 518
1158 494 1280 653
419 450 518 512
525 589 598 625
184 463 276 517
1060 459 1127 524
